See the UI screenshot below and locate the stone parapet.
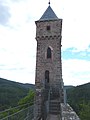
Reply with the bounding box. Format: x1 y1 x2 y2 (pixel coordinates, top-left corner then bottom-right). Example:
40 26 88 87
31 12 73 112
61 103 80 120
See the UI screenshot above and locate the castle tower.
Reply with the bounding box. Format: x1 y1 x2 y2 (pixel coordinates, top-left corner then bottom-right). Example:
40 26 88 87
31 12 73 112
34 4 64 120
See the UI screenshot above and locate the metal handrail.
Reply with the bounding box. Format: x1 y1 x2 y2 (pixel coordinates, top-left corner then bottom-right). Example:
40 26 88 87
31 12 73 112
0 102 33 114
0 103 34 120
1 105 34 120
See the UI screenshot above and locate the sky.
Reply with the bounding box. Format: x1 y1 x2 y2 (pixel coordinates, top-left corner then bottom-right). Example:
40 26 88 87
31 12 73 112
0 0 90 86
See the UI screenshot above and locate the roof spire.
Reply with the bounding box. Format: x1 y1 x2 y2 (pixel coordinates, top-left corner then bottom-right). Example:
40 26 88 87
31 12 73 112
48 0 50 5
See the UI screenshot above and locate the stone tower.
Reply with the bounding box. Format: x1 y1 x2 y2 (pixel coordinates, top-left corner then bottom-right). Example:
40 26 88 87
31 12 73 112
34 3 80 120
34 4 64 120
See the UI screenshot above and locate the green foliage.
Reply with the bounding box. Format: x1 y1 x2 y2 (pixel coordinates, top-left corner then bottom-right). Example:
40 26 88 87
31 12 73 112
79 102 90 120
67 82 90 120
0 88 35 119
0 107 19 119
18 90 35 105
0 78 35 111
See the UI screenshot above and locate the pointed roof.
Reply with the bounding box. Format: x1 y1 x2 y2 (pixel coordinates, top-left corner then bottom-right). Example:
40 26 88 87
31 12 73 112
39 5 59 21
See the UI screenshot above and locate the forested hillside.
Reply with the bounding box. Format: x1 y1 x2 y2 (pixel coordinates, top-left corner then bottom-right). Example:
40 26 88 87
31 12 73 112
67 82 90 120
0 77 90 119
0 78 35 111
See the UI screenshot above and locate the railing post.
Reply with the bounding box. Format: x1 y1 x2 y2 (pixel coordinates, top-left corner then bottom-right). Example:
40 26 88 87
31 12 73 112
64 89 67 105
8 110 10 120
26 105 29 120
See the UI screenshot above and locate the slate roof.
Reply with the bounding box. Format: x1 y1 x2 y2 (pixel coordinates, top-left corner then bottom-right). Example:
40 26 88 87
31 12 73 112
39 5 59 21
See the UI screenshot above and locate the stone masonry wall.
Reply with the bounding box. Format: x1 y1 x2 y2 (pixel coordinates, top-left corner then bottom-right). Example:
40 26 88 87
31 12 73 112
35 19 63 87
61 103 80 120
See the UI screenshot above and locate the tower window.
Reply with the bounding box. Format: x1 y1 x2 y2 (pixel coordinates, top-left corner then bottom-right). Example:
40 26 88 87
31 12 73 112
47 26 50 31
47 47 51 58
45 70 49 83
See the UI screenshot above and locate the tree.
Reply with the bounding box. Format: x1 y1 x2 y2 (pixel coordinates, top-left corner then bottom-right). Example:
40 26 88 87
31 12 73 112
18 90 35 105
79 102 90 120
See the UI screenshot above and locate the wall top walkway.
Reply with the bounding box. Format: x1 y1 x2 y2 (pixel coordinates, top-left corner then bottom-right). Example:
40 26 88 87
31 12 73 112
61 103 80 120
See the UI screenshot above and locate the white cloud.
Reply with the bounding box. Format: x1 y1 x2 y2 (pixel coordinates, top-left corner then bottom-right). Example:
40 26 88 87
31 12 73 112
62 59 90 86
0 19 36 84
61 0 90 51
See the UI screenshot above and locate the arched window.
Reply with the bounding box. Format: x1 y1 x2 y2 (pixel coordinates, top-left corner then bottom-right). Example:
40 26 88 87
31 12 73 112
45 70 49 83
47 47 51 58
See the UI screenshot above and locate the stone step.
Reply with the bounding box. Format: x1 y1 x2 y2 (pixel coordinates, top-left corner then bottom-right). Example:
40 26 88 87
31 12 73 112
49 103 60 106
49 110 60 114
49 100 60 115
49 109 60 114
46 114 61 120
49 107 60 112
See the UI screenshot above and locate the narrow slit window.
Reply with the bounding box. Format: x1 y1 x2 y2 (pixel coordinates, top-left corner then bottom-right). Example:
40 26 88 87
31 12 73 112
45 70 49 83
47 47 51 58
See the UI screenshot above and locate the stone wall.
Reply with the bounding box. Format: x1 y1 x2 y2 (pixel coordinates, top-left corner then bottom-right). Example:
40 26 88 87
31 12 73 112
61 103 80 120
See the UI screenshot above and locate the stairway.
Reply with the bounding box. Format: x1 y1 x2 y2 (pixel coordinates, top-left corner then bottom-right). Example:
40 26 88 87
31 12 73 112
49 87 61 115
46 87 61 120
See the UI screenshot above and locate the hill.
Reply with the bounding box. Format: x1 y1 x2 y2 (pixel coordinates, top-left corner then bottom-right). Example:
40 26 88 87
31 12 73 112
0 78 35 111
67 82 90 104
64 85 74 90
66 82 90 120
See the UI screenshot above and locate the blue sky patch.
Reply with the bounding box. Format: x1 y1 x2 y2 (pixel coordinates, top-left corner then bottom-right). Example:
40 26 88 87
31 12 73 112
62 47 90 60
